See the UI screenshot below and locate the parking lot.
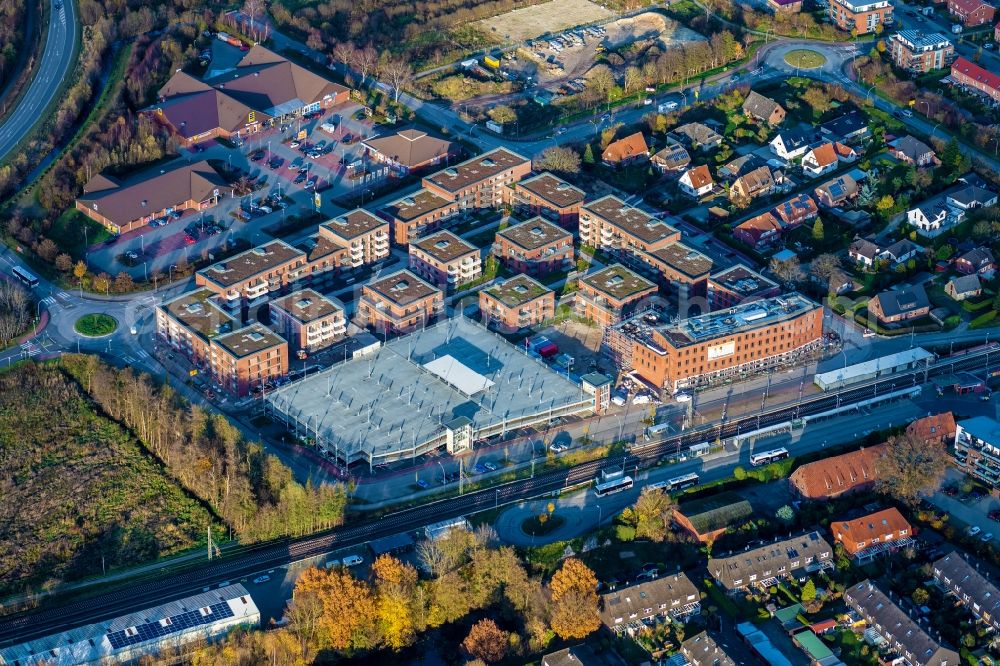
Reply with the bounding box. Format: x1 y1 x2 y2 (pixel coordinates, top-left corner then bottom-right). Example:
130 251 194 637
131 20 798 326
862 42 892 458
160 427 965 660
86 101 400 280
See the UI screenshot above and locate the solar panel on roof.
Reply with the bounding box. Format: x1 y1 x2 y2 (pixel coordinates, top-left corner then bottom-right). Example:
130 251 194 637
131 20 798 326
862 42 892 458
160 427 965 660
106 602 235 649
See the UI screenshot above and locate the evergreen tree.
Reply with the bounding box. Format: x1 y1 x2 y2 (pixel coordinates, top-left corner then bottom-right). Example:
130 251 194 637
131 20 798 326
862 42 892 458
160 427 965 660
801 579 817 602
583 144 595 165
811 217 824 241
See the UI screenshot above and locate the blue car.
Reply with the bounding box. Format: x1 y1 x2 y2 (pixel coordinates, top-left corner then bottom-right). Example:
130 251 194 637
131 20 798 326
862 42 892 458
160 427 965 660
416 479 430 489
471 464 487 474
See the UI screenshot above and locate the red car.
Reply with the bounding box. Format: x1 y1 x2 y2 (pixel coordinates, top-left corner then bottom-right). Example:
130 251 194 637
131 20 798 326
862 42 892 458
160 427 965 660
184 234 196 245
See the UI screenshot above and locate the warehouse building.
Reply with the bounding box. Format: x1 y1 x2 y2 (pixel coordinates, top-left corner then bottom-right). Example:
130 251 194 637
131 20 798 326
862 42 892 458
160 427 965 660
265 316 609 469
0 585 259 666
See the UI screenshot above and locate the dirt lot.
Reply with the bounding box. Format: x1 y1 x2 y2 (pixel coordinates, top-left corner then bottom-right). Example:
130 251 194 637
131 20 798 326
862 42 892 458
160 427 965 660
475 0 613 42
508 11 706 93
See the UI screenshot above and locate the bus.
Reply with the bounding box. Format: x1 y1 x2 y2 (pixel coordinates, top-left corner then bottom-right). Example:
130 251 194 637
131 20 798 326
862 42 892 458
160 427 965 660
750 447 789 467
595 475 633 496
644 422 672 441
664 472 699 492
11 266 38 288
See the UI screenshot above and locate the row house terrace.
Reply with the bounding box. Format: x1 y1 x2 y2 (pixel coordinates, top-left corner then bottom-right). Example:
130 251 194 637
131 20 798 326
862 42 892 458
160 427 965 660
708 531 834 592
933 551 1000 633
600 574 701 634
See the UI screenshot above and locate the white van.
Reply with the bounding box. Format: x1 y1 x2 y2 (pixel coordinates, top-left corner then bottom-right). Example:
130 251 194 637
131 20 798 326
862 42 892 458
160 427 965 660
324 558 341 568
342 554 364 566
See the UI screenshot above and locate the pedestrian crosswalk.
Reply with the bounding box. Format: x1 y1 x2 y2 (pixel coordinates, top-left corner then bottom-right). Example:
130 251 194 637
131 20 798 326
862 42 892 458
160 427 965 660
41 296 55 306
20 342 40 357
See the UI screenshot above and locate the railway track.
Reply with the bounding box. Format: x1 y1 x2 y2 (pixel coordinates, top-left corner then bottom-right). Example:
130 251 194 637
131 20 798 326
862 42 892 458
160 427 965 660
0 347 993 645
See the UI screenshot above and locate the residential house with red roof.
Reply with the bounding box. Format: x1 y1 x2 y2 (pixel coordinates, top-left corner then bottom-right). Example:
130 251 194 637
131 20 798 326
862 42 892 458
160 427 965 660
801 143 840 178
905 412 956 445
773 194 819 229
679 165 715 198
948 0 995 26
951 57 1000 104
789 444 887 499
602 132 649 166
832 508 914 562
733 212 783 250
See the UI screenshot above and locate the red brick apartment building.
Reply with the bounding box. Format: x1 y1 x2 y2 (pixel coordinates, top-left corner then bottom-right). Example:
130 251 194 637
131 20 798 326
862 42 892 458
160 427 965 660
422 148 531 210
889 30 955 73
380 188 460 245
76 161 228 234
575 264 658 328
951 57 1000 104
831 508 914 562
511 172 586 227
155 289 288 396
948 0 995 26
408 230 481 291
196 240 307 311
493 218 574 276
789 444 887 499
479 274 555 332
320 209 390 270
829 0 893 33
580 196 681 256
357 269 444 335
606 293 822 393
641 243 713 301
211 323 288 396
268 289 346 353
707 264 780 310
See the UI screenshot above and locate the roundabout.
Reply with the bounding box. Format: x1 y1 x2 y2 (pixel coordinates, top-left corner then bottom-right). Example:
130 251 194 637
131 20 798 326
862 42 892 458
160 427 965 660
74 313 118 337
784 48 827 70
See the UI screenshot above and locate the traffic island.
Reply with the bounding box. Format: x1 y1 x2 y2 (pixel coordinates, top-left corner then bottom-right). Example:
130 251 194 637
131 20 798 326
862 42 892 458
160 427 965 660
74 313 118 337
521 513 566 537
784 49 827 70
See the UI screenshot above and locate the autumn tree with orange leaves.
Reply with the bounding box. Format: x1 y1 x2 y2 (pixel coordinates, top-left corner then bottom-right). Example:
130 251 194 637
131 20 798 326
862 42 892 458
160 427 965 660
548 558 600 640
462 619 509 662
290 566 377 653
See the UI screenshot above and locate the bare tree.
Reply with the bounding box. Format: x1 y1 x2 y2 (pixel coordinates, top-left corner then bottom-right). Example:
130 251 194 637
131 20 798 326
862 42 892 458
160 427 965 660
768 256 805 285
241 0 267 43
875 432 948 505
809 253 841 285
379 56 413 103
533 146 581 174
332 42 357 72
353 45 378 86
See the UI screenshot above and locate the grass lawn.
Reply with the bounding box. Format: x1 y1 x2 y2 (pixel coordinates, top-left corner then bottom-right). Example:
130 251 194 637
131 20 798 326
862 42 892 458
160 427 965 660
74 313 117 337
784 49 828 69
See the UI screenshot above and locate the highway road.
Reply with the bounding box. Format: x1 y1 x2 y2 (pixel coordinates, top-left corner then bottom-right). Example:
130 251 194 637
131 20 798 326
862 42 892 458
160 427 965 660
0 344 996 646
0 0 77 163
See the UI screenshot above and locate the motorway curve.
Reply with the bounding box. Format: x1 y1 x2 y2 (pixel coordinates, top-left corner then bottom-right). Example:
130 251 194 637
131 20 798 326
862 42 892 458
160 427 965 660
0 346 995 646
0 0 77 163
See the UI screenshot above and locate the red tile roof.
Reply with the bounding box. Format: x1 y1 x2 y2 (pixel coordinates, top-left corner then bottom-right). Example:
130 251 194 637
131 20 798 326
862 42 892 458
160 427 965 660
952 57 1000 93
905 412 956 443
808 143 838 168
602 132 649 163
789 444 886 499
832 507 912 556
684 165 714 189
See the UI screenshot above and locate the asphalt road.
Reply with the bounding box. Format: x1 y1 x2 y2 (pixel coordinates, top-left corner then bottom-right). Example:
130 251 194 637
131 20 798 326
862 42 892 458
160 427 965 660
0 0 76 163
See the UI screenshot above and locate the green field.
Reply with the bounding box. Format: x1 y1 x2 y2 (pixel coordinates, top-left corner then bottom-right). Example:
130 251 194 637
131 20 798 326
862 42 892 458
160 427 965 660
0 363 217 596
784 49 827 69
74 313 117 336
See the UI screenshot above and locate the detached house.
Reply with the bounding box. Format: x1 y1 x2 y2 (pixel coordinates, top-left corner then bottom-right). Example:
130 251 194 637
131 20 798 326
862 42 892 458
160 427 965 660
602 132 649 166
889 135 937 166
731 166 777 202
849 237 881 266
734 212 783 250
801 143 839 177
831 507 914 563
868 284 931 324
651 140 691 173
670 122 724 151
907 199 953 236
946 274 983 301
814 174 858 208
946 184 997 211
955 247 996 277
819 110 869 143
906 412 957 445
770 128 814 160
879 238 924 265
773 194 819 229
679 165 715 198
742 90 786 126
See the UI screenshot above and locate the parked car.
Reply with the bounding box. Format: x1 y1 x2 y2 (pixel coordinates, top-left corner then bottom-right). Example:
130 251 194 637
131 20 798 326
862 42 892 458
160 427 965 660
342 555 363 566
550 442 569 453
416 479 429 489
483 461 498 472
969 526 982 536
983 533 994 542
253 575 271 584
